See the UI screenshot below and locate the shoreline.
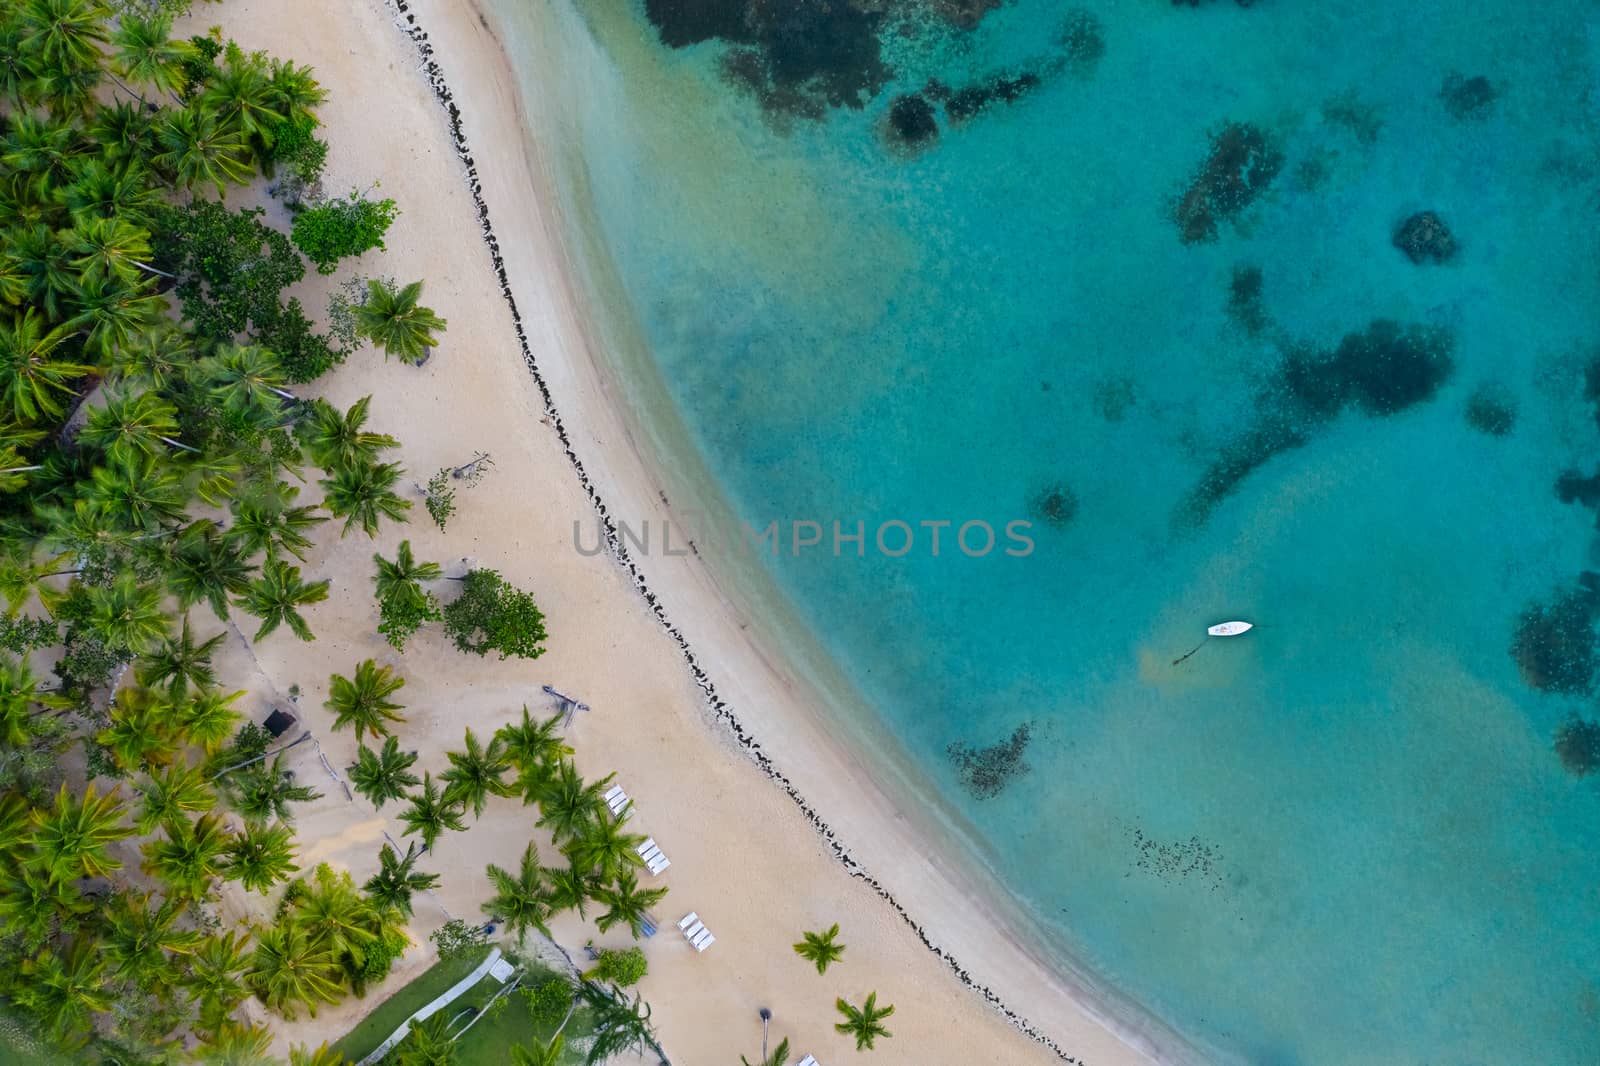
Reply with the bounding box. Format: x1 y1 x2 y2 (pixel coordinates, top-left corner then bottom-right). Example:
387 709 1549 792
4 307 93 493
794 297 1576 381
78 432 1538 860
390 1 1208 1064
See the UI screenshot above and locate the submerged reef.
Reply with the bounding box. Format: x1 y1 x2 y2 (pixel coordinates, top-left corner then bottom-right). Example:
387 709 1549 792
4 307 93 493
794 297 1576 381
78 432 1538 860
1127 827 1226 891
1393 210 1458 264
1058 9 1106 71
1173 122 1284 243
945 69 1044 124
1093 376 1139 421
1464 382 1516 436
1027 483 1080 528
1440 72 1497 120
1322 92 1384 145
1176 414 1309 530
1554 716 1600 776
947 724 1032 799
1510 574 1600 696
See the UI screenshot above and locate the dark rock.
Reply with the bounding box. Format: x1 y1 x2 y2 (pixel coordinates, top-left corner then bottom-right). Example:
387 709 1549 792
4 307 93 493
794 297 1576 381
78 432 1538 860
1464 383 1516 436
1555 716 1600 776
888 94 938 146
1393 210 1457 264
1027 484 1079 528
947 724 1032 799
1059 9 1106 69
1227 263 1268 335
1173 122 1283 244
1511 574 1600 696
1440 73 1497 120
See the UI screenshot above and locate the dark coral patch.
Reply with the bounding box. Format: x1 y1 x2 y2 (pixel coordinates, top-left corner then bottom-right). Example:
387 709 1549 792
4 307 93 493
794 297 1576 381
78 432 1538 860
1393 210 1457 264
1027 483 1079 528
1059 9 1106 70
947 724 1032 799
946 70 1044 124
1440 73 1497 120
1173 122 1284 244
1511 574 1600 696
1283 320 1454 418
1175 415 1309 529
887 93 939 148
1464 383 1516 437
1554 716 1600 776
1226 263 1268 335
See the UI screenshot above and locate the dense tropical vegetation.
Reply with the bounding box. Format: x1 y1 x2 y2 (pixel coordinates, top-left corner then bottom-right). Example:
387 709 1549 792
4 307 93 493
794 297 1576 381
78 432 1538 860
0 2 594 1061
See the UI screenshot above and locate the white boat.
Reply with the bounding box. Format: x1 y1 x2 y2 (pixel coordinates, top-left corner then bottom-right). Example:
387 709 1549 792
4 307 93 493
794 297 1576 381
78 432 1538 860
1207 620 1253 637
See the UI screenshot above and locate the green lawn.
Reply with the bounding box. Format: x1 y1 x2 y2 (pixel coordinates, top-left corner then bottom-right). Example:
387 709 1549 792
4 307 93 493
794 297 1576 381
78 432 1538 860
330 947 492 1063
447 962 599 1066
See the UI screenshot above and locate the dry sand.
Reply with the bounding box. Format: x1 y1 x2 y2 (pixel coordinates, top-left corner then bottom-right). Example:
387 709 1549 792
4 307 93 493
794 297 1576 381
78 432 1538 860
197 1 1191 1063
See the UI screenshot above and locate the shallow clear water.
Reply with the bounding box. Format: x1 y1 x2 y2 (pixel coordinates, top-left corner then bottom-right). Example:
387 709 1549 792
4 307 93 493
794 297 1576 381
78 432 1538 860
498 1 1600 1061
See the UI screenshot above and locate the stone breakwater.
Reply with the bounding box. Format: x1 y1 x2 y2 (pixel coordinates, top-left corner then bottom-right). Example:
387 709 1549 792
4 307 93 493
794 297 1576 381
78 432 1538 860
381 2 1093 1060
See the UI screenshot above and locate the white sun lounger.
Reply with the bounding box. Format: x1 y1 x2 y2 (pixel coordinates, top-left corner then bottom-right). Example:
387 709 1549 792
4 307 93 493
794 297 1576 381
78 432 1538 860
636 838 670 875
605 786 631 818
797 1057 819 1066
693 931 715 952
677 912 698 932
679 911 714 951
603 784 623 804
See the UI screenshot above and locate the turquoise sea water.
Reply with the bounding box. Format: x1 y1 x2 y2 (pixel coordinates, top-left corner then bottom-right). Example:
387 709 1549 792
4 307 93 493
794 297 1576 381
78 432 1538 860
497 1 1600 1062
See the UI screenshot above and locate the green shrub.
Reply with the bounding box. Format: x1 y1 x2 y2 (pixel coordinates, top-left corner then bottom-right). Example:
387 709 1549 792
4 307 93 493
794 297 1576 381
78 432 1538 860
442 568 548 661
588 946 647 988
253 298 345 383
524 977 573 1028
270 115 329 185
291 191 399 275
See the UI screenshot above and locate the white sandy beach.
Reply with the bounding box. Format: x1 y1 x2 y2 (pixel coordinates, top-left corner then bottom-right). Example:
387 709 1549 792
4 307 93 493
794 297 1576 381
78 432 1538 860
198 1 1195 1062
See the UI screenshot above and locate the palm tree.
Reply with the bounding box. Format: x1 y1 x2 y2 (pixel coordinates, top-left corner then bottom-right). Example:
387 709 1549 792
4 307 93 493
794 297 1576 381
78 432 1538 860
27 781 130 883
84 570 169 653
0 653 68 749
137 614 225 699
221 819 299 894
223 752 321 826
166 520 255 620
0 859 88 948
68 272 167 358
106 322 192 391
320 458 410 536
0 308 90 421
324 658 405 741
297 395 397 471
292 863 380 970
540 858 598 921
510 1035 564 1066
397 1014 456 1066
793 923 846 975
97 686 183 771
741 1036 790 1066
363 842 438 918
196 344 294 427
397 772 466 852
441 727 514 818
290 1044 352 1066
354 279 447 365
154 105 253 196
78 387 185 465
235 558 329 641
179 686 245 753
533 759 609 844
82 452 189 534
140 812 229 901
110 13 190 104
577 984 656 1066
373 538 440 601
591 869 668 940
497 705 572 777
347 736 419 809
8 225 78 319
834 992 895 1051
135 760 216 833
567 807 645 884
481 841 553 945
246 922 343 1019
17 0 110 71
15 936 113 1047
267 57 326 126
102 889 202 990
226 483 326 563
65 217 171 287
202 45 286 147
184 930 252 1030
193 1023 277 1066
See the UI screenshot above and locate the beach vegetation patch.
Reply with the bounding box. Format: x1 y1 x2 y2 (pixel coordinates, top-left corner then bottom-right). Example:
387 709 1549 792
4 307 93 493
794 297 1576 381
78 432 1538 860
1511 575 1600 696
373 539 443 651
291 187 399 275
443 567 549 661
152 201 306 341
424 452 494 532
947 723 1032 799
834 991 895 1051
584 945 648 988
793 922 846 974
353 278 447 365
1463 382 1516 436
1173 121 1284 244
1554 716 1600 776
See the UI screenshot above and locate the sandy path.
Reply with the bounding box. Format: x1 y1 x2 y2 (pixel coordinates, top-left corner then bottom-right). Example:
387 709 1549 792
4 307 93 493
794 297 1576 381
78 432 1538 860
196 1 1186 1063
